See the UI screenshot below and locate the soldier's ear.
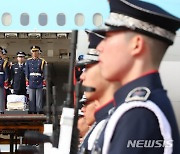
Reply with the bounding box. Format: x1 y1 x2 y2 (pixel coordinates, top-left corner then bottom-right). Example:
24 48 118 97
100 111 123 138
130 35 145 56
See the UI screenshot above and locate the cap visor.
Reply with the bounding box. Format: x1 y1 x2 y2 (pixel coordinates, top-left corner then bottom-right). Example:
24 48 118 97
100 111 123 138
76 59 98 67
87 25 130 39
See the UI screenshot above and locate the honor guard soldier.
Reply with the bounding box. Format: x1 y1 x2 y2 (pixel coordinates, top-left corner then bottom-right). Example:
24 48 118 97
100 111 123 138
11 51 26 95
90 0 180 153
25 46 47 114
1 48 11 102
1 48 11 109
77 32 120 154
0 47 9 114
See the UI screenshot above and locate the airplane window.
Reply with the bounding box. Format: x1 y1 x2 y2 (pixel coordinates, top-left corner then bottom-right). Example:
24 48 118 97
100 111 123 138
93 13 103 27
57 13 66 26
75 13 84 26
20 13 29 26
2 13 12 26
39 13 47 26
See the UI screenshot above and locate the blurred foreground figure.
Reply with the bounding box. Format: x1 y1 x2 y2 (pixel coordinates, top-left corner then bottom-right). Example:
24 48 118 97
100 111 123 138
91 0 180 153
77 32 120 154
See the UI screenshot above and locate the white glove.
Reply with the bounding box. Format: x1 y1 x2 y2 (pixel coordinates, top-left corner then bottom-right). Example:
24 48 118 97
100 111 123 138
26 86 29 94
10 89 14 94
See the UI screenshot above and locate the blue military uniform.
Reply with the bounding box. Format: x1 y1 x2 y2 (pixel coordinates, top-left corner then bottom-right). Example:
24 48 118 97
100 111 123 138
0 47 9 113
90 0 180 153
97 72 180 154
11 51 26 95
26 57 46 89
0 58 8 87
78 101 114 154
25 46 46 113
77 33 107 154
11 63 26 95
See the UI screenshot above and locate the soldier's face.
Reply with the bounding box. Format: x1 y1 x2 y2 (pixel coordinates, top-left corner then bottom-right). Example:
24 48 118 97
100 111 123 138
0 52 2 57
80 63 110 101
17 56 25 63
97 31 134 84
77 116 89 138
81 101 96 126
32 50 39 58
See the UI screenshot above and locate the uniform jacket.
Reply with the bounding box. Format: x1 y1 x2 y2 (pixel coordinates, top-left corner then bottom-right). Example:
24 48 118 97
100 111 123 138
11 63 26 92
0 58 9 87
78 101 114 154
96 72 180 154
25 57 46 89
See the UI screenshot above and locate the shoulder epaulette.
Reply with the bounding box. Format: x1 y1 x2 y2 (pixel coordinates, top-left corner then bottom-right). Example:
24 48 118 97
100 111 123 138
3 59 8 70
40 58 47 62
40 58 47 71
125 87 151 102
27 58 33 60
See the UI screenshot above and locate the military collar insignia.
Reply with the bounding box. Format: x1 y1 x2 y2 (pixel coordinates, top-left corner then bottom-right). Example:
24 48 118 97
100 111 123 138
125 87 151 102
